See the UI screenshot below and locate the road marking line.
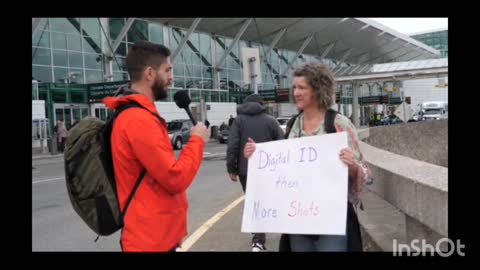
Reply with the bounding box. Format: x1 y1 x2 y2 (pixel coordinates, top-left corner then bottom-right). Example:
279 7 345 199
32 177 64 184
177 195 245 252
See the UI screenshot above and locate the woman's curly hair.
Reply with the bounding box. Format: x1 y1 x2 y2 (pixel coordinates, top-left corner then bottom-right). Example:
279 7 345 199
293 63 337 110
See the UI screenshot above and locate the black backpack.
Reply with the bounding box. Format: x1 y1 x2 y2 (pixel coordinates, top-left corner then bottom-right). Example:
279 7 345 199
279 109 364 251
64 102 158 237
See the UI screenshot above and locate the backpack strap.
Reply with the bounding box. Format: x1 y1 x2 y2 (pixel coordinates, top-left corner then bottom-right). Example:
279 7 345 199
285 112 301 138
102 102 162 219
324 108 338 134
285 109 337 138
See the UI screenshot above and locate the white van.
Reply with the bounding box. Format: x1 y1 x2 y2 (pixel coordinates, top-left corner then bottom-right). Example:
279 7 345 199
420 101 448 120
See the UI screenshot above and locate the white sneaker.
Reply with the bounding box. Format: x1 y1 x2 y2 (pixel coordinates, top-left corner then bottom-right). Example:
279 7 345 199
252 242 266 252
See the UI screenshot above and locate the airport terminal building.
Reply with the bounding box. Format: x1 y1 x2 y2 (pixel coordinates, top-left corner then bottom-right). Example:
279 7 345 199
32 18 447 151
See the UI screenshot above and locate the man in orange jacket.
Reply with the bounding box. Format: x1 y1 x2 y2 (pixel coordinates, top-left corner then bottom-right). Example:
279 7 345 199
103 41 209 252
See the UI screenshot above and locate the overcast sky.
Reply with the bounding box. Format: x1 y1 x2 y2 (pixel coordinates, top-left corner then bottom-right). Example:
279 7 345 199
369 18 448 35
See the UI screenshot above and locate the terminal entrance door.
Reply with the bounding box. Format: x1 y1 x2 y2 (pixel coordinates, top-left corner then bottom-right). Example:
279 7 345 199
91 103 112 121
53 103 89 129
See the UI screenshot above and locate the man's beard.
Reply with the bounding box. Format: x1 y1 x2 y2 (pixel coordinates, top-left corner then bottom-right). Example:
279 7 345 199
152 77 168 100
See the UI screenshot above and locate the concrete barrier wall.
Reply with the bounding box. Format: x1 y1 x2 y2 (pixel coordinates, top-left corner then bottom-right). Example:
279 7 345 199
364 120 448 167
356 126 448 251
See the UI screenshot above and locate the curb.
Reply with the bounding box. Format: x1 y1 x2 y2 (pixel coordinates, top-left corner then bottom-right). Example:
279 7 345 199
203 153 226 160
32 154 64 160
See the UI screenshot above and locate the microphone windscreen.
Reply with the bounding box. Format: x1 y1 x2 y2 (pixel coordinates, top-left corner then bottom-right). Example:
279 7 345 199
173 91 191 109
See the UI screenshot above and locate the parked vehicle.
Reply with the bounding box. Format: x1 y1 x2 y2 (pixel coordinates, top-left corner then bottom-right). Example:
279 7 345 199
167 119 193 150
276 117 291 134
217 126 229 144
420 101 448 120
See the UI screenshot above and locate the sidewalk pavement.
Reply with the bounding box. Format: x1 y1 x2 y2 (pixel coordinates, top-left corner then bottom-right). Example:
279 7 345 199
186 189 403 252
186 200 281 252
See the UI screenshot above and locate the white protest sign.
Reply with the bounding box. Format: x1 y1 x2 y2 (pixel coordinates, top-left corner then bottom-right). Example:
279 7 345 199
241 132 348 235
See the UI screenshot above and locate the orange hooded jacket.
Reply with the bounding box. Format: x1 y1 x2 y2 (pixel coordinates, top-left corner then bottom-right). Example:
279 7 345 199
103 94 205 252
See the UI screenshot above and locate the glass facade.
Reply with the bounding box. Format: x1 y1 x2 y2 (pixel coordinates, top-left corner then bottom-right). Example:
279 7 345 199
411 30 448 58
32 18 343 103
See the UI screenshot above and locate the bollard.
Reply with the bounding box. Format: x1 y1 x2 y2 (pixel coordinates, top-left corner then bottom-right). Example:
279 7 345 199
48 137 58 155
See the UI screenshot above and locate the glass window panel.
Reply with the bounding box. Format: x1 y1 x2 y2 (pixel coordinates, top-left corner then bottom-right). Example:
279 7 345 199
112 57 126 72
170 28 183 51
202 66 212 79
51 18 78 34
81 18 101 40
189 32 200 49
33 18 49 31
201 79 212 89
32 30 50 47
84 53 102 69
210 91 219 102
68 51 83 68
82 37 101 54
113 72 129 81
67 34 82 51
190 90 200 102
86 70 103 83
69 69 84 84
173 64 184 77
201 90 211 102
174 76 185 88
53 49 68 67
32 65 52 83
185 65 196 78
219 91 228 102
109 18 125 40
127 19 148 43
192 65 202 78
81 108 89 119
32 47 51 65
179 51 191 65
191 52 201 65
55 108 64 122
55 67 69 83
52 32 67 49
199 33 211 56
148 23 163 44
228 69 241 81
113 42 127 56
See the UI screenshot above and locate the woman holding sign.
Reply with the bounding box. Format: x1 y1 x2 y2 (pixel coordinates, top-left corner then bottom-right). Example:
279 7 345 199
244 63 371 252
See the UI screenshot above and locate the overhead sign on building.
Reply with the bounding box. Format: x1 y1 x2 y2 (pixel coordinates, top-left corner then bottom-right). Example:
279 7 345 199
258 88 290 103
258 89 276 103
87 80 129 102
275 88 290 103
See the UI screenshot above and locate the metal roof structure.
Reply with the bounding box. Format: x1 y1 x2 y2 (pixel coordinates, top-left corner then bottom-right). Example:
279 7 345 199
144 17 440 65
335 58 448 83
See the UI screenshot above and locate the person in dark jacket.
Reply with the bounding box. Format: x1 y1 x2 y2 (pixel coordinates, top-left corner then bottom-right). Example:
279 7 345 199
226 93 284 251
228 115 235 127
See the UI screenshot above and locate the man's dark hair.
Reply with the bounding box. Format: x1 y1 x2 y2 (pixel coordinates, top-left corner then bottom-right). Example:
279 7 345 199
126 40 171 82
